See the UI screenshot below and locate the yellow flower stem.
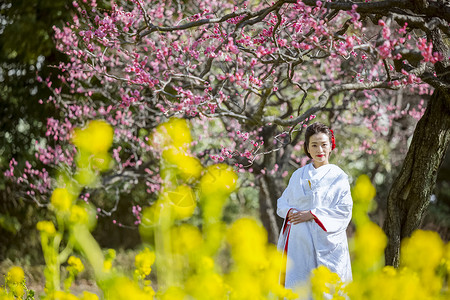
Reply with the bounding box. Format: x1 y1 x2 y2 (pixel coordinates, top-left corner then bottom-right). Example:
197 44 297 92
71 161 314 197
40 234 52 292
71 224 105 281
154 203 176 289
202 195 227 256
51 234 63 292
64 275 74 292
41 235 60 293
154 189 182 290
46 215 67 292
40 217 64 293
58 235 75 266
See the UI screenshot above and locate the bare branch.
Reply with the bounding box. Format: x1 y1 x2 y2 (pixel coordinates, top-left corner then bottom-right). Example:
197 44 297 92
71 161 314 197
265 80 399 126
139 9 251 38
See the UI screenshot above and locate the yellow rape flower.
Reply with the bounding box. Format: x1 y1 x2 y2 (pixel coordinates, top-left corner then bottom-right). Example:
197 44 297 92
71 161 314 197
401 230 445 295
401 230 444 272
162 147 203 181
352 221 387 271
203 222 226 255
200 164 237 197
351 175 376 227
105 248 116 261
55 172 81 200
76 151 112 173
47 291 79 300
10 285 24 299
151 118 192 150
7 266 24 283
139 202 161 229
91 151 112 171
67 256 84 274
226 270 262 299
79 291 98 300
382 265 397 276
185 272 226 300
71 120 114 154
157 286 186 300
171 224 203 255
310 265 342 300
103 260 113 273
75 151 92 170
135 248 156 277
69 205 89 225
103 249 116 272
226 218 268 269
74 167 98 187
164 185 196 220
143 285 155 298
0 290 15 300
73 149 112 186
51 188 74 212
393 268 428 300
102 277 149 300
443 242 450 274
368 266 398 300
199 164 237 222
194 256 215 273
37 220 56 235
351 174 376 203
259 245 298 299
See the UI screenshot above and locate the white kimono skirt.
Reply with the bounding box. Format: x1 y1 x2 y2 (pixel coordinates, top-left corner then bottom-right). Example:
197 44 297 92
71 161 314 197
277 163 353 289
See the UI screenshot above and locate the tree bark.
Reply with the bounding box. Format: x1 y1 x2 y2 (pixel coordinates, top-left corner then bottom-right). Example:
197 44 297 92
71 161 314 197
256 126 287 244
258 174 283 244
384 88 450 267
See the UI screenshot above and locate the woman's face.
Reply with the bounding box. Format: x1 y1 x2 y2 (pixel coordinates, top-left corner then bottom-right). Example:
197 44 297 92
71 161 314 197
308 132 332 168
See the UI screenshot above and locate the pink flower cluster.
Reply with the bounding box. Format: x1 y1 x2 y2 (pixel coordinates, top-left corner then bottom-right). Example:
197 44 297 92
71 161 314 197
417 38 443 63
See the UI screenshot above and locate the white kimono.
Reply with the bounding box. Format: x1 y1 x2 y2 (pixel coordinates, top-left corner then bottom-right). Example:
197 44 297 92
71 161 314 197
277 163 353 289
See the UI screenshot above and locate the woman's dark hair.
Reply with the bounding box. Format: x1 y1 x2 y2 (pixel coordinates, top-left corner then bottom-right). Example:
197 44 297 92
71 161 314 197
303 122 334 159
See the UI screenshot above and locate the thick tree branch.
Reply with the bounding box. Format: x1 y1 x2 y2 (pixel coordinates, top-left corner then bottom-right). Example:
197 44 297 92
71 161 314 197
303 0 450 24
388 12 450 36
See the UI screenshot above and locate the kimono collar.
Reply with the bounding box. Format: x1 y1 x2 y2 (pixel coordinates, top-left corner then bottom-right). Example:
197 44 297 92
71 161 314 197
307 163 334 182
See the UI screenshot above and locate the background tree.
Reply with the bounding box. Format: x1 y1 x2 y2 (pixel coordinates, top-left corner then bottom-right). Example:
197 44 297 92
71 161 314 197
0 0 141 261
0 0 70 261
5 0 450 267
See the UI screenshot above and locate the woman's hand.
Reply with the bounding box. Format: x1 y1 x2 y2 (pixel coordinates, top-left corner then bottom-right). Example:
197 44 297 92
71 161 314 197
288 210 314 225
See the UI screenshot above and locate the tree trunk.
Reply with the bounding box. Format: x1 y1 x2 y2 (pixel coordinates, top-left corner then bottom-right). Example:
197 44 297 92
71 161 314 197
384 88 450 267
258 174 284 244
256 125 293 244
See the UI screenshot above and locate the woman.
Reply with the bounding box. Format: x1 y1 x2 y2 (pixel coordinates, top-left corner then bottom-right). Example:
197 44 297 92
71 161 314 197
277 122 353 290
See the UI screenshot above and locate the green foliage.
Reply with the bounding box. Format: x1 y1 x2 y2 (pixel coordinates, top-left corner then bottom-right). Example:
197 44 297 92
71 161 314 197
0 0 69 168
0 214 20 234
0 0 73 262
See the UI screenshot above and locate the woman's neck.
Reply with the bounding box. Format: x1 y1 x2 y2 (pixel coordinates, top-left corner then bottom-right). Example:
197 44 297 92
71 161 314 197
313 161 329 169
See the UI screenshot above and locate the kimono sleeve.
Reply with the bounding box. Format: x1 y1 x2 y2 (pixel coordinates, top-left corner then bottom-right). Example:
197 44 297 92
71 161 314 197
310 175 353 233
276 170 298 219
